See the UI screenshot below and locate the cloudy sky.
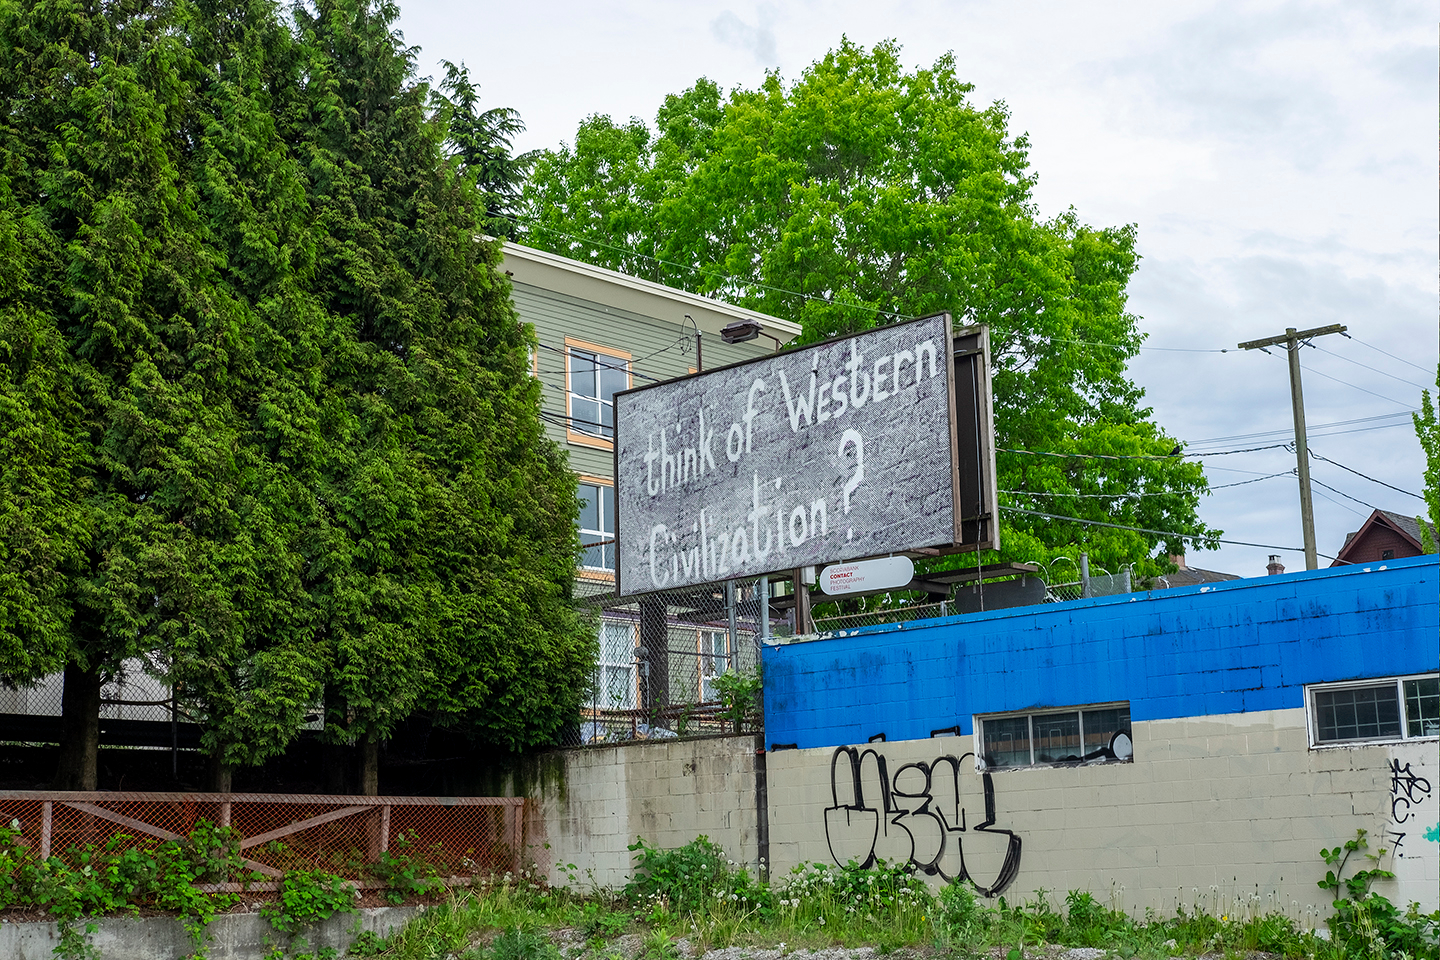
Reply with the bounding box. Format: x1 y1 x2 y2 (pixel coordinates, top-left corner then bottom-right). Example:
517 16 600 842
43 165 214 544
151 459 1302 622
397 0 1437 578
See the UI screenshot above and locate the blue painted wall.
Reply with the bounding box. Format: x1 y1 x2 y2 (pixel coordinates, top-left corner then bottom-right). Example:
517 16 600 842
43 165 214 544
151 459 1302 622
762 554 1439 749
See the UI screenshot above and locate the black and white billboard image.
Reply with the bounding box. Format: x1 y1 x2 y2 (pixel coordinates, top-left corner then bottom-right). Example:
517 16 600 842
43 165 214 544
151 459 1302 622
614 313 983 596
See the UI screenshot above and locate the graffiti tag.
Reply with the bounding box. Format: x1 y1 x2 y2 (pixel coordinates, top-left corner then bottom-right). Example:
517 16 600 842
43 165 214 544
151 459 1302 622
824 746 1022 896
1390 759 1431 825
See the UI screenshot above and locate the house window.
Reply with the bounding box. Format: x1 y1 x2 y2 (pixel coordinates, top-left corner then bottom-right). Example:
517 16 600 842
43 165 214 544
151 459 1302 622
595 619 638 710
699 629 730 702
1381 549 1396 560
565 339 630 443
976 703 1132 769
577 480 615 574
1309 675 1439 745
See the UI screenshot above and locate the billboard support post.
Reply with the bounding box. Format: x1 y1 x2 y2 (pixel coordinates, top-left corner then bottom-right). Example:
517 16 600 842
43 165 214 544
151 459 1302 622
639 595 668 716
792 570 813 635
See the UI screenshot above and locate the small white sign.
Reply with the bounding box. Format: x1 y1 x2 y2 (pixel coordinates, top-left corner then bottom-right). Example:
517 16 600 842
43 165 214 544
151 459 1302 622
819 556 915 596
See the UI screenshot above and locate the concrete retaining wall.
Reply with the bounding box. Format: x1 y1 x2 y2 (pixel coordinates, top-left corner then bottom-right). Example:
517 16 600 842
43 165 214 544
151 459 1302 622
0 905 420 960
511 735 763 890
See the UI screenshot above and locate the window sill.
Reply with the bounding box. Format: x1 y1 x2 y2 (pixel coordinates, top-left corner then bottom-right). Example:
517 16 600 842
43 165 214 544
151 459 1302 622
1310 735 1439 750
979 756 1134 773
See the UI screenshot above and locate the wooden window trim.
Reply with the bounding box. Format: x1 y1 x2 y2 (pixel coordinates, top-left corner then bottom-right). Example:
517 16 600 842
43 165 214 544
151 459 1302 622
564 337 632 451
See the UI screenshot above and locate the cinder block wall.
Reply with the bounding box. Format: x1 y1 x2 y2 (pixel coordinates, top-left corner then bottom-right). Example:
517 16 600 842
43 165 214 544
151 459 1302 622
508 735 762 889
766 714 1438 917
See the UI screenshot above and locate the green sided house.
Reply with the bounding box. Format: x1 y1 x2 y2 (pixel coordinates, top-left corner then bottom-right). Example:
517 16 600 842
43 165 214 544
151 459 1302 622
501 242 800 739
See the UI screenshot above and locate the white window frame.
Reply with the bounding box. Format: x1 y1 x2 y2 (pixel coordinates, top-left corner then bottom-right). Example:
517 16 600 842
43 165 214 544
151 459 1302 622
973 701 1133 771
594 618 638 711
576 477 616 577
1305 673 1440 748
698 628 730 702
564 337 631 449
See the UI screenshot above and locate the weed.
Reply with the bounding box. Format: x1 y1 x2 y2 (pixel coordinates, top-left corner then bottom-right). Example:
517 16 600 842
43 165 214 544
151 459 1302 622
261 870 358 935
1319 828 1440 958
368 833 445 906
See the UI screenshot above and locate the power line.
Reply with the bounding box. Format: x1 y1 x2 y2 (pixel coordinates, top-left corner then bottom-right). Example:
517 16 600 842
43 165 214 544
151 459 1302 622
1345 333 1436 376
1311 344 1428 390
1041 335 1228 354
1186 411 1416 447
999 470 1293 501
1309 450 1425 501
1310 486 1368 520
1309 476 1381 513
1001 505 1334 556
1295 359 1414 408
536 342 664 383
999 443 1290 461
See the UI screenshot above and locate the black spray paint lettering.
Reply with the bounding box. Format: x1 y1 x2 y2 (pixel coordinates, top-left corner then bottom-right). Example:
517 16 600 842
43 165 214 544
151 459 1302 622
823 746 1022 897
1390 759 1431 824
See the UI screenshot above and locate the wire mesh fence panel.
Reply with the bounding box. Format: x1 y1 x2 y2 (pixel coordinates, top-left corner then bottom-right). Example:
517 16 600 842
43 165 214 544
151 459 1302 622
808 600 952 634
0 657 173 724
565 578 770 746
1048 580 1083 602
0 791 525 890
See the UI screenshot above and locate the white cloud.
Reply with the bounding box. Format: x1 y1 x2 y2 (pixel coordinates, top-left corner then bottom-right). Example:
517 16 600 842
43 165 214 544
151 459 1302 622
710 8 780 67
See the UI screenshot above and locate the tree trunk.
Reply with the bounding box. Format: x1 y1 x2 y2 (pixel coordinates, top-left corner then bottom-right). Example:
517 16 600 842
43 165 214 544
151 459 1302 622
323 741 351 795
359 738 379 796
207 751 232 792
54 663 101 790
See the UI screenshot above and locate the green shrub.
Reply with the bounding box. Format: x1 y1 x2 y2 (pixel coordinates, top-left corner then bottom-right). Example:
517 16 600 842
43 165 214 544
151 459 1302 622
261 870 358 935
625 836 772 918
367 832 445 906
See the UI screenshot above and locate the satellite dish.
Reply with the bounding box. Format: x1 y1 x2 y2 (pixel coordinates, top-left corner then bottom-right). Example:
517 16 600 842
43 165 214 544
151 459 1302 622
1110 730 1134 760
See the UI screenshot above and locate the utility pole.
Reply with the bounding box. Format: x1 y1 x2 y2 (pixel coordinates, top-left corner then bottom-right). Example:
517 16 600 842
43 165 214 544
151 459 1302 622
1238 323 1347 570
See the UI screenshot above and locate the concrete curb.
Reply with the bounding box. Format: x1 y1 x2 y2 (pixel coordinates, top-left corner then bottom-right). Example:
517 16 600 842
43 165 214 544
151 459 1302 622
0 904 422 960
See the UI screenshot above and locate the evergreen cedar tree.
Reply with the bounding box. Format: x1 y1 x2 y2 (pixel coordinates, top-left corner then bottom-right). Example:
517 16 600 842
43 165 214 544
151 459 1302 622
521 39 1220 582
0 0 594 792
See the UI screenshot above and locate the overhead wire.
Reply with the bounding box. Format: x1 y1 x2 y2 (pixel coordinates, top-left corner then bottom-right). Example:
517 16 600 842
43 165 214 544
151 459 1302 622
1309 450 1425 500
1345 333 1436 376
1311 344 1429 390
1309 476 1381 513
1001 506 1334 557
1295 359 1414 408
999 443 1290 461
1185 411 1416 447
1310 486 1368 520
999 470 1294 501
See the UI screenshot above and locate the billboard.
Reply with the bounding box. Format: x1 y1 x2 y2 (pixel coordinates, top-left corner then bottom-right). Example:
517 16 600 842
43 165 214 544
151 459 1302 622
614 313 990 596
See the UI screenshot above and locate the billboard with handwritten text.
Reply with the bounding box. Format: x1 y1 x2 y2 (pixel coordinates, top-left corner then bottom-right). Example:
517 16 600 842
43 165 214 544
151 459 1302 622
613 314 966 595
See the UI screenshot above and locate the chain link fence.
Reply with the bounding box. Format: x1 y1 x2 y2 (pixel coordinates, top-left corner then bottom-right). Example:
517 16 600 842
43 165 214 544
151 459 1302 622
566 577 772 746
0 791 524 889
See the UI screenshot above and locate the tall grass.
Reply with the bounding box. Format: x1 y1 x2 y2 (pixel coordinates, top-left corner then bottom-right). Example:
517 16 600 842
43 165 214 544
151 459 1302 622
351 838 1439 960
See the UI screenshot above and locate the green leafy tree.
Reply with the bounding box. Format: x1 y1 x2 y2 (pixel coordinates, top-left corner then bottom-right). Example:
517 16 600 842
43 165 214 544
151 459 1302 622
0 0 593 791
1414 365 1439 553
521 39 1216 578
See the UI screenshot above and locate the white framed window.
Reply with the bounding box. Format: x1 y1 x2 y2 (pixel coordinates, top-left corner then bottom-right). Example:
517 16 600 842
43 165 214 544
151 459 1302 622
577 479 616 574
565 338 630 446
595 618 638 710
975 702 1132 770
699 629 730 702
1307 674 1439 747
